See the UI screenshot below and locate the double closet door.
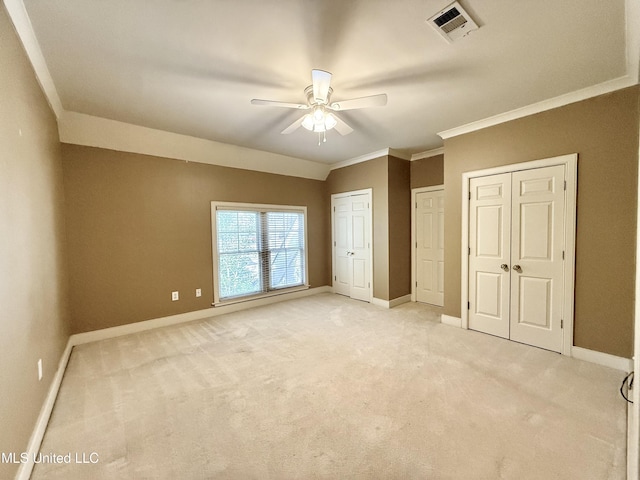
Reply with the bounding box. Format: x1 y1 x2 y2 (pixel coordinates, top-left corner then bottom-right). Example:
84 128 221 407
468 165 566 352
332 191 372 302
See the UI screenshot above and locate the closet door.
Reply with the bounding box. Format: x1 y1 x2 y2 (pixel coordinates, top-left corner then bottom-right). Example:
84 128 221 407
509 165 565 352
415 190 445 306
333 196 352 297
468 173 512 338
331 192 371 302
468 165 566 353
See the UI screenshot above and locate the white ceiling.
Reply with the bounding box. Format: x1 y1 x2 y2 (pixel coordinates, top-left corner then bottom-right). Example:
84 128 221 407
18 0 635 165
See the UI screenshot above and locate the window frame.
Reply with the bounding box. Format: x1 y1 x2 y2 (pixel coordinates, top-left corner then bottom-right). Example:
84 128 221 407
211 201 309 306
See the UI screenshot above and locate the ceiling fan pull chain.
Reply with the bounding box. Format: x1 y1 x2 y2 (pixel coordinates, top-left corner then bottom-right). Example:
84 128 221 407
323 131 327 143
318 132 321 146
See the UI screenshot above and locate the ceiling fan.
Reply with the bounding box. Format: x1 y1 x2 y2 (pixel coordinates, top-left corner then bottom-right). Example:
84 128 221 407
251 69 387 144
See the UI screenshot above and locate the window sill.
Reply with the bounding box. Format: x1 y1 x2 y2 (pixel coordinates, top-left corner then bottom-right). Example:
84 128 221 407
213 285 310 308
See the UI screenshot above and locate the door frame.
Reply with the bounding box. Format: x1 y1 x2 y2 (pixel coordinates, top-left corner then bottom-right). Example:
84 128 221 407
461 153 578 356
331 189 374 303
411 185 444 303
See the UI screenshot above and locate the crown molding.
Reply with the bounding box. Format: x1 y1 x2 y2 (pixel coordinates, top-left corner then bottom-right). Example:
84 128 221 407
4 0 64 117
329 148 390 170
329 148 411 171
438 75 636 140
626 0 640 83
411 147 444 160
59 112 330 181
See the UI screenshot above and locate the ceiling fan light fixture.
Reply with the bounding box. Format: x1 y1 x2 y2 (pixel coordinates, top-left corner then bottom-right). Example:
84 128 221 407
325 113 337 130
301 114 314 131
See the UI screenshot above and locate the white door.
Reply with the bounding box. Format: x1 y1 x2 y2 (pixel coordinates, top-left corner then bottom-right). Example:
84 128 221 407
509 165 565 351
469 173 512 338
468 165 566 353
332 192 371 302
416 190 444 306
333 196 351 297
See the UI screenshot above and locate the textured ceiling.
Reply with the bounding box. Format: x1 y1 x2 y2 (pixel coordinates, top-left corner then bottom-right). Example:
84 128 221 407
23 0 629 164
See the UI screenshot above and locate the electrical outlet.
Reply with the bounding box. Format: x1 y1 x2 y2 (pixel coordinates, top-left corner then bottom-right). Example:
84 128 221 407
195 288 202 297
37 359 42 381
171 291 179 301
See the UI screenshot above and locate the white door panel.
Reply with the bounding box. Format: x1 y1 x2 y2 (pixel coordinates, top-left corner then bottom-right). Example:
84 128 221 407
333 197 351 297
510 165 565 352
469 173 511 339
416 190 444 306
332 192 371 302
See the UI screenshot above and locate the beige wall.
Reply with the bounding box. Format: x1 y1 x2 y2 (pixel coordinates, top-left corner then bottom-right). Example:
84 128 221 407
0 6 70 478
326 156 389 300
62 144 329 333
326 155 413 301
388 156 411 299
444 86 640 358
411 154 444 189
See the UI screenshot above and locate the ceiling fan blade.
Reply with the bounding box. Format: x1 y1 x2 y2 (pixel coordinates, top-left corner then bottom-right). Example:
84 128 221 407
329 93 387 111
332 114 353 136
281 116 305 134
312 69 332 104
251 99 309 109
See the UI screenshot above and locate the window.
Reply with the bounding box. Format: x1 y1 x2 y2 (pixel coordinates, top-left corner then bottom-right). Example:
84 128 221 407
212 202 308 304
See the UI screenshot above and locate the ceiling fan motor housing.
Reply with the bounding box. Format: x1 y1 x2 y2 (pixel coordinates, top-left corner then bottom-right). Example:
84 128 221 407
305 85 332 105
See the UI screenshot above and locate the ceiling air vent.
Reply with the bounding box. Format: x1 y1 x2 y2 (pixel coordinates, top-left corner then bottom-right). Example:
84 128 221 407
428 1 479 43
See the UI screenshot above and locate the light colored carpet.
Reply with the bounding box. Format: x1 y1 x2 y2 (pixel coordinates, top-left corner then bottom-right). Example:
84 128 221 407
32 293 626 479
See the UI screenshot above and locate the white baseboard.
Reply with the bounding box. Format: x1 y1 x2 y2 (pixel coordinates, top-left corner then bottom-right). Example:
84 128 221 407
371 294 412 309
16 337 74 480
72 286 332 345
441 314 462 328
571 346 633 372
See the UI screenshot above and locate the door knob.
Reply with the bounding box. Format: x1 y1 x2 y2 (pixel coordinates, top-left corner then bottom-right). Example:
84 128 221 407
512 264 522 273
500 264 509 272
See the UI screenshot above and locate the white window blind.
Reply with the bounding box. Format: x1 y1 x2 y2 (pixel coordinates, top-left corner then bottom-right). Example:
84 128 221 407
213 204 307 303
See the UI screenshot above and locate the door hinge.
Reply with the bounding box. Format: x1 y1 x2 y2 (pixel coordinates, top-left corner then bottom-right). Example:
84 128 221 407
416 241 418 249
416 281 418 287
416 201 418 208
561 319 564 329
469 192 471 200
562 250 565 260
468 247 471 255
334 276 337 281
334 241 336 246
467 301 470 310
368 282 371 288
564 180 567 191
333 206 336 212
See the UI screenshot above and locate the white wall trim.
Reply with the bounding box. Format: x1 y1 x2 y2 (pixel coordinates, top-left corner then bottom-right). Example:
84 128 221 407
626 0 640 83
630 47 640 478
58 112 330 181
371 295 412 308
441 314 462 328
461 154 578 356
571 346 633 372
438 76 636 140
411 147 444 161
72 286 332 346
3 0 64 118
328 148 410 171
15 338 74 480
411 185 444 302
